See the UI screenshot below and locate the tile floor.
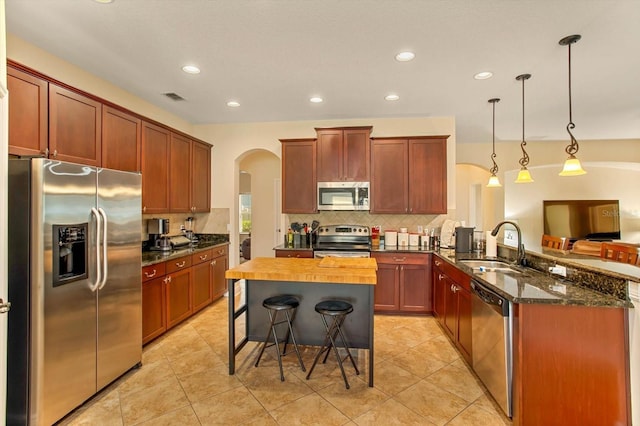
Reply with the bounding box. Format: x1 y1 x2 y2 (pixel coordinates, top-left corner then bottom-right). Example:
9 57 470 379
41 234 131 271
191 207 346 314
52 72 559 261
60 297 512 425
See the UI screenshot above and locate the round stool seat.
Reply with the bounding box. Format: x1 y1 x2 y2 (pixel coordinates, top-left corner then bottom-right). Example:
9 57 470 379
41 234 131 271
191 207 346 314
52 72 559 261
315 300 353 316
263 295 299 310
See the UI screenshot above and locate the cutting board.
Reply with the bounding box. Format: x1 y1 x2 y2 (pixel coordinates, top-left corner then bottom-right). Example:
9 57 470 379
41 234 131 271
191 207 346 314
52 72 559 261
318 257 378 270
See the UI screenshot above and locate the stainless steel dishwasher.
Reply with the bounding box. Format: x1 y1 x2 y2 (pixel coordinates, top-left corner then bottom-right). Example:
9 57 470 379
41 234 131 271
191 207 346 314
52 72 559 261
471 279 513 418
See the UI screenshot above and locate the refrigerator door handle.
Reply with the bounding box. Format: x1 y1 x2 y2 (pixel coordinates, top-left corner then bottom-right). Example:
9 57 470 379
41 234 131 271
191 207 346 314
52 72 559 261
97 207 108 290
90 207 102 292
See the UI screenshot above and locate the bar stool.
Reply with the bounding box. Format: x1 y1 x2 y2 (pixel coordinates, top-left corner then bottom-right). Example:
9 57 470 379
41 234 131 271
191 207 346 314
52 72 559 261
253 295 306 381
306 300 360 389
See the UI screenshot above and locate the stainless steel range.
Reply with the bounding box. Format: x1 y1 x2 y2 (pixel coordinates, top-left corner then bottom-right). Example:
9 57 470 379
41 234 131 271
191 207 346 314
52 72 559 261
313 224 370 258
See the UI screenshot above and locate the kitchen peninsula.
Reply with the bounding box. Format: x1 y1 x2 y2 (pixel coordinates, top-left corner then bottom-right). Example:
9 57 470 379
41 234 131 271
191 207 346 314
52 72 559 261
226 257 377 386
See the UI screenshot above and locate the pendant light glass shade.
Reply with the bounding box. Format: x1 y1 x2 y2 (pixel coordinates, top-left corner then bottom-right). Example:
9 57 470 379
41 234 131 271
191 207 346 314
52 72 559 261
559 155 586 176
487 174 502 187
515 168 534 183
558 35 586 176
515 73 534 183
486 98 502 188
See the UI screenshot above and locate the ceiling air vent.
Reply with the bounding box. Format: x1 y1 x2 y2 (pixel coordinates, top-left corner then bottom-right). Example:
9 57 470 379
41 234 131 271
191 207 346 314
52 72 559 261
163 92 185 101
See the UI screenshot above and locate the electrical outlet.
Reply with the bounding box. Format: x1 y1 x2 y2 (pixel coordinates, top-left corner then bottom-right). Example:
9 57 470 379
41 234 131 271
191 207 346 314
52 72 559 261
549 265 567 277
226 223 231 232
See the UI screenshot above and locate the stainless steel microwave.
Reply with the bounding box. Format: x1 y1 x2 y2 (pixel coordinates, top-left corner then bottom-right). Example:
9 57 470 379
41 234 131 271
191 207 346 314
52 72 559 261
317 182 370 211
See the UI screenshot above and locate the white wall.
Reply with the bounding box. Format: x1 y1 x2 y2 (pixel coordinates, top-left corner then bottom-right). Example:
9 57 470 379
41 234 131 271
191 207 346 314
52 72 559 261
504 162 640 248
455 163 502 233
238 150 280 258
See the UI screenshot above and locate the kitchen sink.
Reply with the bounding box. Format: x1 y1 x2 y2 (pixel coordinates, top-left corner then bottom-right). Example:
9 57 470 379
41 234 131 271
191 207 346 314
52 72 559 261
459 260 521 274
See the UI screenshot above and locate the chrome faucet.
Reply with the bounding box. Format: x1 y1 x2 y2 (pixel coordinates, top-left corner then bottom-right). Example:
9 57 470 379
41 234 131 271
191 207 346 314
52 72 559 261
491 220 526 266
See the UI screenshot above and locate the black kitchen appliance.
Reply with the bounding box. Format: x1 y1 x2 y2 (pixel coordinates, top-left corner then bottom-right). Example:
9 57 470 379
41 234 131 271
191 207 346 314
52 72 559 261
455 226 475 253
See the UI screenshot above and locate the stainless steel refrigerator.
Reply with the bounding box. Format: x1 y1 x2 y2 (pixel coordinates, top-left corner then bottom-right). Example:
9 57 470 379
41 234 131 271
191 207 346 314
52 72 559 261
7 158 142 425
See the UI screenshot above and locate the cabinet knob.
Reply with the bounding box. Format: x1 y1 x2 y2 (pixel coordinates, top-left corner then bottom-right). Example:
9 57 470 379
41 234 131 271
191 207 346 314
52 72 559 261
44 148 49 157
393 257 407 262
52 149 58 158
211 260 216 266
176 261 186 268
144 269 157 278
199 254 208 261
439 274 445 281
143 206 147 212
435 260 442 266
167 276 172 283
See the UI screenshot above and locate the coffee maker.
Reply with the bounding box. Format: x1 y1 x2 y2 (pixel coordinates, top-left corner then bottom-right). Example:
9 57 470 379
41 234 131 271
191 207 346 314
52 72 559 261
454 226 475 253
148 218 171 251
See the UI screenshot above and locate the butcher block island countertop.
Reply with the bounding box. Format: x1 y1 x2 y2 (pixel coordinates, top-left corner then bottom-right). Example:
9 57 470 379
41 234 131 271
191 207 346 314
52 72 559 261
225 257 377 284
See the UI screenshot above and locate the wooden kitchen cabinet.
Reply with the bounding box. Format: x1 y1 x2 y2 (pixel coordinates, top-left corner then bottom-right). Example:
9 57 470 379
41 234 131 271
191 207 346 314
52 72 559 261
102 106 141 172
165 255 193 329
280 138 317 213
432 255 472 364
169 133 192 212
274 249 313 258
141 121 170 213
141 262 167 344
192 249 214 313
372 252 431 314
49 83 102 166
7 65 48 157
211 245 229 300
191 140 211 213
371 136 448 214
316 127 371 182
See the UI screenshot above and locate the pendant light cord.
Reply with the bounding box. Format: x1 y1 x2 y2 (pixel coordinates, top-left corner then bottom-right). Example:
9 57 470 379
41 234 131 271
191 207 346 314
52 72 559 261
517 74 531 168
564 38 579 156
488 98 500 175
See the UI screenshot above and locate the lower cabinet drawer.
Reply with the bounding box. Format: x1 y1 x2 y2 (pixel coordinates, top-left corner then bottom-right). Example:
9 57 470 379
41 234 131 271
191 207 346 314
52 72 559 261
142 263 166 282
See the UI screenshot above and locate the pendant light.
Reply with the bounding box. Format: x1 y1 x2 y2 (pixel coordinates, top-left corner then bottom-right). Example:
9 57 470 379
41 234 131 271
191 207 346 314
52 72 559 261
515 73 534 183
487 98 502 187
558 34 586 176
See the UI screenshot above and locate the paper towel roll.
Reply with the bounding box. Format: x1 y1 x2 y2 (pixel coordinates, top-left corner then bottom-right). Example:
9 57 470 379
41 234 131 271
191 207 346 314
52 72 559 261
485 231 497 257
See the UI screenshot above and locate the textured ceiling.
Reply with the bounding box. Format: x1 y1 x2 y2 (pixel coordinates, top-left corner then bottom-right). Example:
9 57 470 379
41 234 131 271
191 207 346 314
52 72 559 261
5 0 640 144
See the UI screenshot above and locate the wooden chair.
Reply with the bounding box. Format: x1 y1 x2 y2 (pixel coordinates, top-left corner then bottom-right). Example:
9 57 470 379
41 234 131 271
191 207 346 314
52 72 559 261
541 234 569 250
600 243 640 266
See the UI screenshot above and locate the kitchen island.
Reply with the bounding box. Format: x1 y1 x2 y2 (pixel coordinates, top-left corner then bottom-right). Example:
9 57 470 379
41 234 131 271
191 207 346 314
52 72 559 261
225 257 377 386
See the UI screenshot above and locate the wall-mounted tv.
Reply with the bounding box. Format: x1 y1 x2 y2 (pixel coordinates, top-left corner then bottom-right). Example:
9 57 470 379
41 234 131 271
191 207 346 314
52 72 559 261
543 200 621 242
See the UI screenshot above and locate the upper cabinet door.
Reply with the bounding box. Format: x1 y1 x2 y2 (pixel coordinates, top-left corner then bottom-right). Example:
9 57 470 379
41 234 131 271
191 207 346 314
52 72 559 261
343 129 370 181
169 133 192 213
281 138 317 213
49 84 102 166
8 66 48 157
102 106 142 172
316 129 343 182
408 138 447 214
191 141 211 213
370 139 408 214
141 121 170 213
316 127 371 182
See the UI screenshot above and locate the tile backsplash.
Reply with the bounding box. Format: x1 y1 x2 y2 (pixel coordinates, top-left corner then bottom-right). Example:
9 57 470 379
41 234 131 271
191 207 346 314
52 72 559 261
286 211 453 234
142 208 230 239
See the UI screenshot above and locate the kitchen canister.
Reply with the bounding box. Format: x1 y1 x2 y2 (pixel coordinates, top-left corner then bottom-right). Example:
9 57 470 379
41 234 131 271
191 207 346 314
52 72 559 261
384 230 397 246
409 233 420 246
397 232 409 246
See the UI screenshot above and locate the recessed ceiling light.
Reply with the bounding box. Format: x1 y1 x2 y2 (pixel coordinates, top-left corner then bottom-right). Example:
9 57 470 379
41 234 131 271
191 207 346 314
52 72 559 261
94 0 114 3
310 97 323 103
474 71 493 80
385 94 400 101
395 51 415 62
182 65 201 74
226 101 240 107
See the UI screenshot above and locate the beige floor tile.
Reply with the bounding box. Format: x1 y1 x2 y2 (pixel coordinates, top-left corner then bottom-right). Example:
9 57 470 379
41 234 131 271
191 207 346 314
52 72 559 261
168 346 225 378
63 389 122 426
120 376 190 425
425 364 484 403
394 380 469 426
141 340 166 364
191 387 267 425
369 359 421 396
412 335 460 364
353 398 436 426
179 363 244 403
269 393 350 426
136 406 200 426
317 378 390 419
389 347 448 378
116 358 175 398
242 365 315 411
448 403 511 426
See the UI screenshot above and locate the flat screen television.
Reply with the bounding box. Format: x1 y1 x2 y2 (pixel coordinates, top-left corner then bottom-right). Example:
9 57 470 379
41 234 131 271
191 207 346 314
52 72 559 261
543 200 621 241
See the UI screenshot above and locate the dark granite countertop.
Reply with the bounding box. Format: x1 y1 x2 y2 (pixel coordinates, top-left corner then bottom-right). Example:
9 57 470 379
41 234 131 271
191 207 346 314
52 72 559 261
142 234 230 267
273 244 313 251
435 249 631 308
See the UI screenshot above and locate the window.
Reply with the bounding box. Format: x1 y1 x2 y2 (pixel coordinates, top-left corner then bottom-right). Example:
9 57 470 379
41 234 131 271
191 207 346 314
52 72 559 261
239 194 252 233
